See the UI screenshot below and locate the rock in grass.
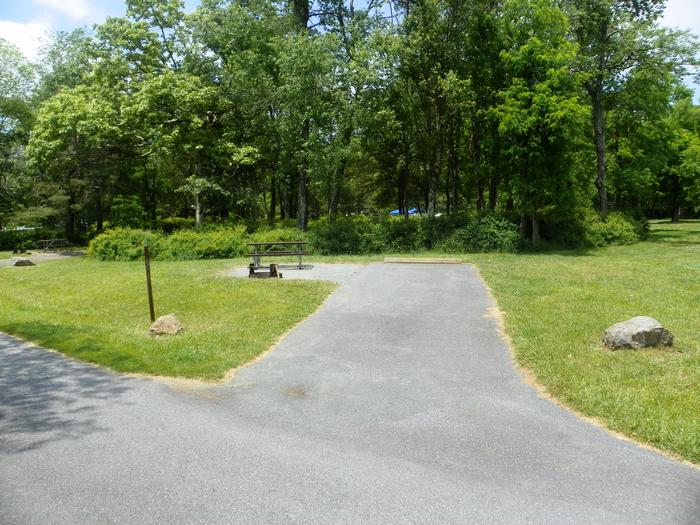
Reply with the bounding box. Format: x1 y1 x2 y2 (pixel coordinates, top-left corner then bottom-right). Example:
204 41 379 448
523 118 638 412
149 313 182 336
12 258 35 267
603 316 673 350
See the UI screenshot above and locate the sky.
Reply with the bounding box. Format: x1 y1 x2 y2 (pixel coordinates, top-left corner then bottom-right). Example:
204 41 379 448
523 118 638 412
0 0 698 95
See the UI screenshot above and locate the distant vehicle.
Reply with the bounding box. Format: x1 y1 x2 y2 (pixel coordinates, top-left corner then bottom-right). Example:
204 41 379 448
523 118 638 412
388 207 424 216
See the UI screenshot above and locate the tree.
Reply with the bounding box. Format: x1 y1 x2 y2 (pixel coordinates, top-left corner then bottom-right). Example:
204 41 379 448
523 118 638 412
498 0 587 242
566 0 697 215
26 86 122 239
176 175 229 227
0 39 36 228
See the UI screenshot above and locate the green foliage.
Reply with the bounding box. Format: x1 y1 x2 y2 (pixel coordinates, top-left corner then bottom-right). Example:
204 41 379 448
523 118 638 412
309 219 366 255
4 0 700 243
158 227 248 260
0 228 62 251
158 217 195 233
584 212 646 247
308 215 517 254
87 228 162 261
88 226 248 261
248 227 307 243
110 195 146 228
437 216 519 253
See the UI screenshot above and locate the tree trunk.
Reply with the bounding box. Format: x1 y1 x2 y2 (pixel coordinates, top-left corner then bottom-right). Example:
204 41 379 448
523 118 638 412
66 192 76 242
448 118 459 214
96 192 104 232
268 176 277 225
519 212 527 241
531 215 540 244
195 194 202 228
488 173 498 211
590 83 609 215
470 124 484 213
328 166 341 222
397 161 409 221
297 133 308 231
291 0 310 230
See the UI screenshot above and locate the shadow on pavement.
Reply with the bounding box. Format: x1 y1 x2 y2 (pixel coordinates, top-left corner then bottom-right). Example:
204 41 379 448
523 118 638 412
0 334 133 455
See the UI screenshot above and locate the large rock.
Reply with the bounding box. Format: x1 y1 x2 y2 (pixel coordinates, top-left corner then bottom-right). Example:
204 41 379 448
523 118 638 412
149 313 182 336
12 258 35 267
603 316 673 350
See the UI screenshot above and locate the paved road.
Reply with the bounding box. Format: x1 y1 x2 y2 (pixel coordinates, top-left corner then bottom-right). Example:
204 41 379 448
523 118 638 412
1 263 699 524
0 252 82 267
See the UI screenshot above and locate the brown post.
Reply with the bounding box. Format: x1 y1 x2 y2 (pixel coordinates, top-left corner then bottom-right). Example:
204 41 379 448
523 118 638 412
144 246 155 322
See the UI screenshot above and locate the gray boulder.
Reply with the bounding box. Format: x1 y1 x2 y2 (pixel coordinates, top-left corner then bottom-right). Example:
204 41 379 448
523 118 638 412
12 258 35 267
149 313 183 336
603 316 673 350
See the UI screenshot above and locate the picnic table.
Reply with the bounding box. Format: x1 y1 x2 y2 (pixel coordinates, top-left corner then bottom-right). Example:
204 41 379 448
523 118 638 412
247 241 309 270
36 239 68 251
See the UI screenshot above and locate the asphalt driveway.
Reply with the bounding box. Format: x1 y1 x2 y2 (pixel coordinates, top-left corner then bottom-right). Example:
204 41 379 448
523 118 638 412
1 263 698 524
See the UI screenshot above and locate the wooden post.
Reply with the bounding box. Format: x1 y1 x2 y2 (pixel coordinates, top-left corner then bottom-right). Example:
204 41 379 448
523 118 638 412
144 246 155 322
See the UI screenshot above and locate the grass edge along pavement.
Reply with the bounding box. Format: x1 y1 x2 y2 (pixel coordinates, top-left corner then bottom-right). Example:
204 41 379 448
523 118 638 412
0 221 698 464
468 221 700 466
0 258 336 381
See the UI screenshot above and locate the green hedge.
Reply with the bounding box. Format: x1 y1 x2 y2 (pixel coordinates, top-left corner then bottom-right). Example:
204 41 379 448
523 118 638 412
436 216 519 253
88 227 248 261
87 211 644 261
584 212 647 247
308 215 518 255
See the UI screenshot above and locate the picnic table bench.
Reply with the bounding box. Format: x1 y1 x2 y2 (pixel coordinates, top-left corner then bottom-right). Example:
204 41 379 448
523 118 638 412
247 241 309 271
36 239 68 251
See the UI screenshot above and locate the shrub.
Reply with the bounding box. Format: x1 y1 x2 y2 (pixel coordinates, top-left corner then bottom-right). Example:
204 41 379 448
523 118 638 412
159 227 248 260
584 212 643 247
88 227 248 261
88 228 163 261
248 227 308 244
158 217 195 233
380 218 424 252
309 219 365 254
437 215 519 253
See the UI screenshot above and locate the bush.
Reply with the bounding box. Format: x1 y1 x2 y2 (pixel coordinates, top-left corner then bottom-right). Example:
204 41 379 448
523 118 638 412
248 227 308 244
88 227 248 261
158 217 195 233
309 219 366 255
88 228 163 261
0 228 65 252
437 215 519 253
159 227 248 260
584 212 644 247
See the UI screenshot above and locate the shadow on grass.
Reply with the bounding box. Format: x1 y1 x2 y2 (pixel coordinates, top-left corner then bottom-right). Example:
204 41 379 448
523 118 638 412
0 330 134 455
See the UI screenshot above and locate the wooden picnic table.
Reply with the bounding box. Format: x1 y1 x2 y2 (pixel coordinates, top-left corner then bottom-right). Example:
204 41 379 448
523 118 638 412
36 239 68 251
247 241 309 270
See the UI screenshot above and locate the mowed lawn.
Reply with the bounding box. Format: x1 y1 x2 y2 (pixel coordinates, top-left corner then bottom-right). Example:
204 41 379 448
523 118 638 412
0 259 334 380
1 222 698 463
469 221 700 464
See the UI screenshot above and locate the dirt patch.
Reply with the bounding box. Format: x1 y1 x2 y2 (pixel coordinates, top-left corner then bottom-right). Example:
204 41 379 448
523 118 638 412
285 385 308 398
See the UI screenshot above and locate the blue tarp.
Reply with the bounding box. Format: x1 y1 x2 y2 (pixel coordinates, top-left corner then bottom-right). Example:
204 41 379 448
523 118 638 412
389 207 423 216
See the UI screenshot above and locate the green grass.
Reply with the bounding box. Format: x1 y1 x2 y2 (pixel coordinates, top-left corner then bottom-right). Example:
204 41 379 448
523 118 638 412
0 259 335 380
1 222 698 463
467 221 700 464
0 251 12 259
